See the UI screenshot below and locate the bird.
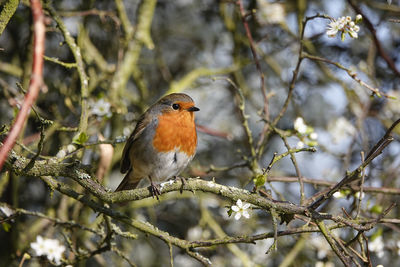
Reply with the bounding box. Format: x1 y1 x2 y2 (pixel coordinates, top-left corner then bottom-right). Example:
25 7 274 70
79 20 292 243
116 93 199 199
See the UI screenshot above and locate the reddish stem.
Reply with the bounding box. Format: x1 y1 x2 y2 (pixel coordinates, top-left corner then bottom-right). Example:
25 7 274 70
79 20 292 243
0 0 45 170
196 125 233 140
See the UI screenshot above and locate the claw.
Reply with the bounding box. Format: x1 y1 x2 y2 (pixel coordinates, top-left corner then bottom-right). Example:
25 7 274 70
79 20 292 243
174 176 190 194
150 180 161 200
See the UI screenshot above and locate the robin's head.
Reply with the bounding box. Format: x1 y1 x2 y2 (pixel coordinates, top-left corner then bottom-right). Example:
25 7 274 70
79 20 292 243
155 93 200 115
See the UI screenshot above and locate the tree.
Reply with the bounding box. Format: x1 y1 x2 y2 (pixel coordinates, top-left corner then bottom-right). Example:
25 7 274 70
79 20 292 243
1 0 400 266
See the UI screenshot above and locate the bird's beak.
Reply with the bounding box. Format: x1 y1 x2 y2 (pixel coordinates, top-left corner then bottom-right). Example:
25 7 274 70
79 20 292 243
187 106 200 112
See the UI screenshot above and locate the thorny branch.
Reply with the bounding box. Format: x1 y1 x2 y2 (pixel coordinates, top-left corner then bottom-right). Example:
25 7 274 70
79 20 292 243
308 118 400 211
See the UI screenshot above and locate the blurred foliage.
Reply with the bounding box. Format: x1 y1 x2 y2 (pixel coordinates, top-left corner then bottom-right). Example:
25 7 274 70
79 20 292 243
1 0 400 266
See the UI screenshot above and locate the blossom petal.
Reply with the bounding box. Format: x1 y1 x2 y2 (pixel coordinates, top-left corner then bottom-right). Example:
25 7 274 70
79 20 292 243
234 212 241 220
242 211 250 219
231 205 239 212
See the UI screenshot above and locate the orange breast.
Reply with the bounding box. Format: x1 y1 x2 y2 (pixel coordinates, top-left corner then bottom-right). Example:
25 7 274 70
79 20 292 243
152 110 197 156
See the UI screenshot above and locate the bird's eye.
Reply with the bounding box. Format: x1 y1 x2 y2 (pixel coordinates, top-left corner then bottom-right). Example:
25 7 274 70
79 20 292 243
172 103 180 110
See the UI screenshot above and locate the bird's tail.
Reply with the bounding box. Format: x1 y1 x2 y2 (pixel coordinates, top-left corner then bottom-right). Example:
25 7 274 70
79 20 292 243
115 169 141 192
114 170 141 206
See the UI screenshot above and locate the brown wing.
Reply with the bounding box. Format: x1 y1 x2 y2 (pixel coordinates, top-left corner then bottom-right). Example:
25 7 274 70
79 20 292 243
120 112 152 173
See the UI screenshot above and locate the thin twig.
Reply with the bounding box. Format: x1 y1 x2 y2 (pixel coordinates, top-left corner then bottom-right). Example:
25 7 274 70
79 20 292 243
267 176 400 195
302 53 392 98
308 118 400 210
356 151 366 218
347 0 400 77
236 0 269 120
45 1 90 135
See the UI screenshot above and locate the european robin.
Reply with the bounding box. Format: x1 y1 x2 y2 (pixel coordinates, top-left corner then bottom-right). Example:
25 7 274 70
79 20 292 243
116 93 199 198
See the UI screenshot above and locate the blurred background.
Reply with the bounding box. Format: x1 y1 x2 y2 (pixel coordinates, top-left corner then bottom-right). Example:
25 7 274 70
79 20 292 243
1 0 400 266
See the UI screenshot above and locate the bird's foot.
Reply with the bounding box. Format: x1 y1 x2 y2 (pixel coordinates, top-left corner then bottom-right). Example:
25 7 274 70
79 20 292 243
150 181 161 200
174 176 189 194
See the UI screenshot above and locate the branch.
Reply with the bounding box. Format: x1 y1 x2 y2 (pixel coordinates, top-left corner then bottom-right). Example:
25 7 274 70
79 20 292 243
0 203 101 235
4 141 399 265
236 0 269 120
35 175 211 265
302 53 393 98
0 0 45 171
45 2 90 135
114 0 133 38
347 0 400 77
267 176 400 195
0 0 19 36
257 15 331 157
308 118 400 210
110 0 157 106
167 66 238 95
221 77 258 171
317 220 352 266
270 124 307 204
4 149 306 214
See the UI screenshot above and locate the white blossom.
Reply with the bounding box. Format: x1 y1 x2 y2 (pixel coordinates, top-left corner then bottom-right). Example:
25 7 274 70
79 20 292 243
124 112 135 121
348 28 358 39
333 191 346 198
296 141 305 149
328 117 356 143
294 117 307 134
326 15 361 40
309 132 318 140
311 235 332 259
0 205 14 217
383 90 400 117
187 226 203 241
256 0 285 25
203 197 220 208
56 149 66 159
369 235 385 258
123 126 133 137
30 235 66 265
231 199 251 220
354 191 365 199
326 20 343 37
91 98 112 117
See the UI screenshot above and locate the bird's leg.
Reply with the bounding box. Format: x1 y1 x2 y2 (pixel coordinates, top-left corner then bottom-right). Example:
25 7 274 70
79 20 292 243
149 177 161 200
174 176 187 194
